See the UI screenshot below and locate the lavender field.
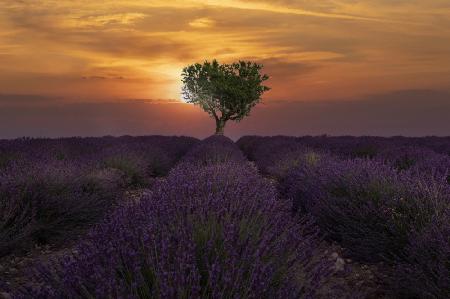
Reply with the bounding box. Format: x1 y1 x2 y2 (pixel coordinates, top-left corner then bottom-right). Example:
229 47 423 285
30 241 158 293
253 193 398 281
1 135 449 298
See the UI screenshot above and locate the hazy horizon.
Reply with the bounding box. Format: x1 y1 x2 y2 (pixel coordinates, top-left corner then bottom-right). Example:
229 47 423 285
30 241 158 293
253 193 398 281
1 88 449 140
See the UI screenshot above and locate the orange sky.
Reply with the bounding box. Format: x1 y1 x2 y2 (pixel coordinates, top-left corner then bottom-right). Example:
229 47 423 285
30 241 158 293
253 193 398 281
1 0 450 103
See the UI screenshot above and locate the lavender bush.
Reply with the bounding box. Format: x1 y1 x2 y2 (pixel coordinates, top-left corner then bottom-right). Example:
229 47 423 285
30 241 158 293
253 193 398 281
391 211 450 299
376 146 450 183
0 161 117 257
181 135 247 166
280 157 450 263
17 137 343 299
0 136 198 257
101 145 170 187
239 135 450 297
237 136 299 164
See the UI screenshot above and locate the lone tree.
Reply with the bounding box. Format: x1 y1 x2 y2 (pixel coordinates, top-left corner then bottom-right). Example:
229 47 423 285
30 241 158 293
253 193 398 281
181 59 270 135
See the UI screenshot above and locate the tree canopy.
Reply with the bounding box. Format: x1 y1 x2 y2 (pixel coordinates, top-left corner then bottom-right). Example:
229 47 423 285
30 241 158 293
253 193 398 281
181 59 270 134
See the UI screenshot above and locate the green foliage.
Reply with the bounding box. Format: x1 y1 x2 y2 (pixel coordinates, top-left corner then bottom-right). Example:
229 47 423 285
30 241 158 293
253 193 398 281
181 59 270 134
0 151 16 169
103 156 146 188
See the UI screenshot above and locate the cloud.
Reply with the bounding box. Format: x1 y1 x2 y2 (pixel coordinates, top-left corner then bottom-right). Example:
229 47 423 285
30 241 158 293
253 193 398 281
189 17 216 28
66 13 147 28
192 0 403 23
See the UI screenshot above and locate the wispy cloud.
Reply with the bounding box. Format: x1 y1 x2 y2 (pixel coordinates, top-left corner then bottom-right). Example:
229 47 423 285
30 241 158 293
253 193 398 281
191 0 419 24
189 17 216 28
64 13 147 29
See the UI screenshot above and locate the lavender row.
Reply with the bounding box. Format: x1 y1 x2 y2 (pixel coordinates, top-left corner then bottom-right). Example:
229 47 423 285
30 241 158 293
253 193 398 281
16 136 359 298
179 135 247 166
238 135 450 183
0 136 198 257
238 136 450 298
0 136 199 183
237 135 450 159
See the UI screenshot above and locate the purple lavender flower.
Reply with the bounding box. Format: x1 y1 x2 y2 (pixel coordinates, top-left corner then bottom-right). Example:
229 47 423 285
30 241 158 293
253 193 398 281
392 211 450 298
17 136 338 299
0 136 198 257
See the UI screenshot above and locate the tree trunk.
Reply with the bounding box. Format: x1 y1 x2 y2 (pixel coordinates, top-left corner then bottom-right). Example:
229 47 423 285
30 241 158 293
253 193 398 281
215 119 226 135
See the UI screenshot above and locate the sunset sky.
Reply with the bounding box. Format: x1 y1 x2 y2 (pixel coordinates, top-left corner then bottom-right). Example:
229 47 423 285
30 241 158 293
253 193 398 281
1 0 449 138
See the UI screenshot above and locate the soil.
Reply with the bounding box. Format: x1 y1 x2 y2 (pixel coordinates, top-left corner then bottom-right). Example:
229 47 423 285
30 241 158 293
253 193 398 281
324 244 392 299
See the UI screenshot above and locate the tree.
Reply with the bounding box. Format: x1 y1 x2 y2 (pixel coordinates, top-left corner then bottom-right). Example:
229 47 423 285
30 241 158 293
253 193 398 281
181 59 270 135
